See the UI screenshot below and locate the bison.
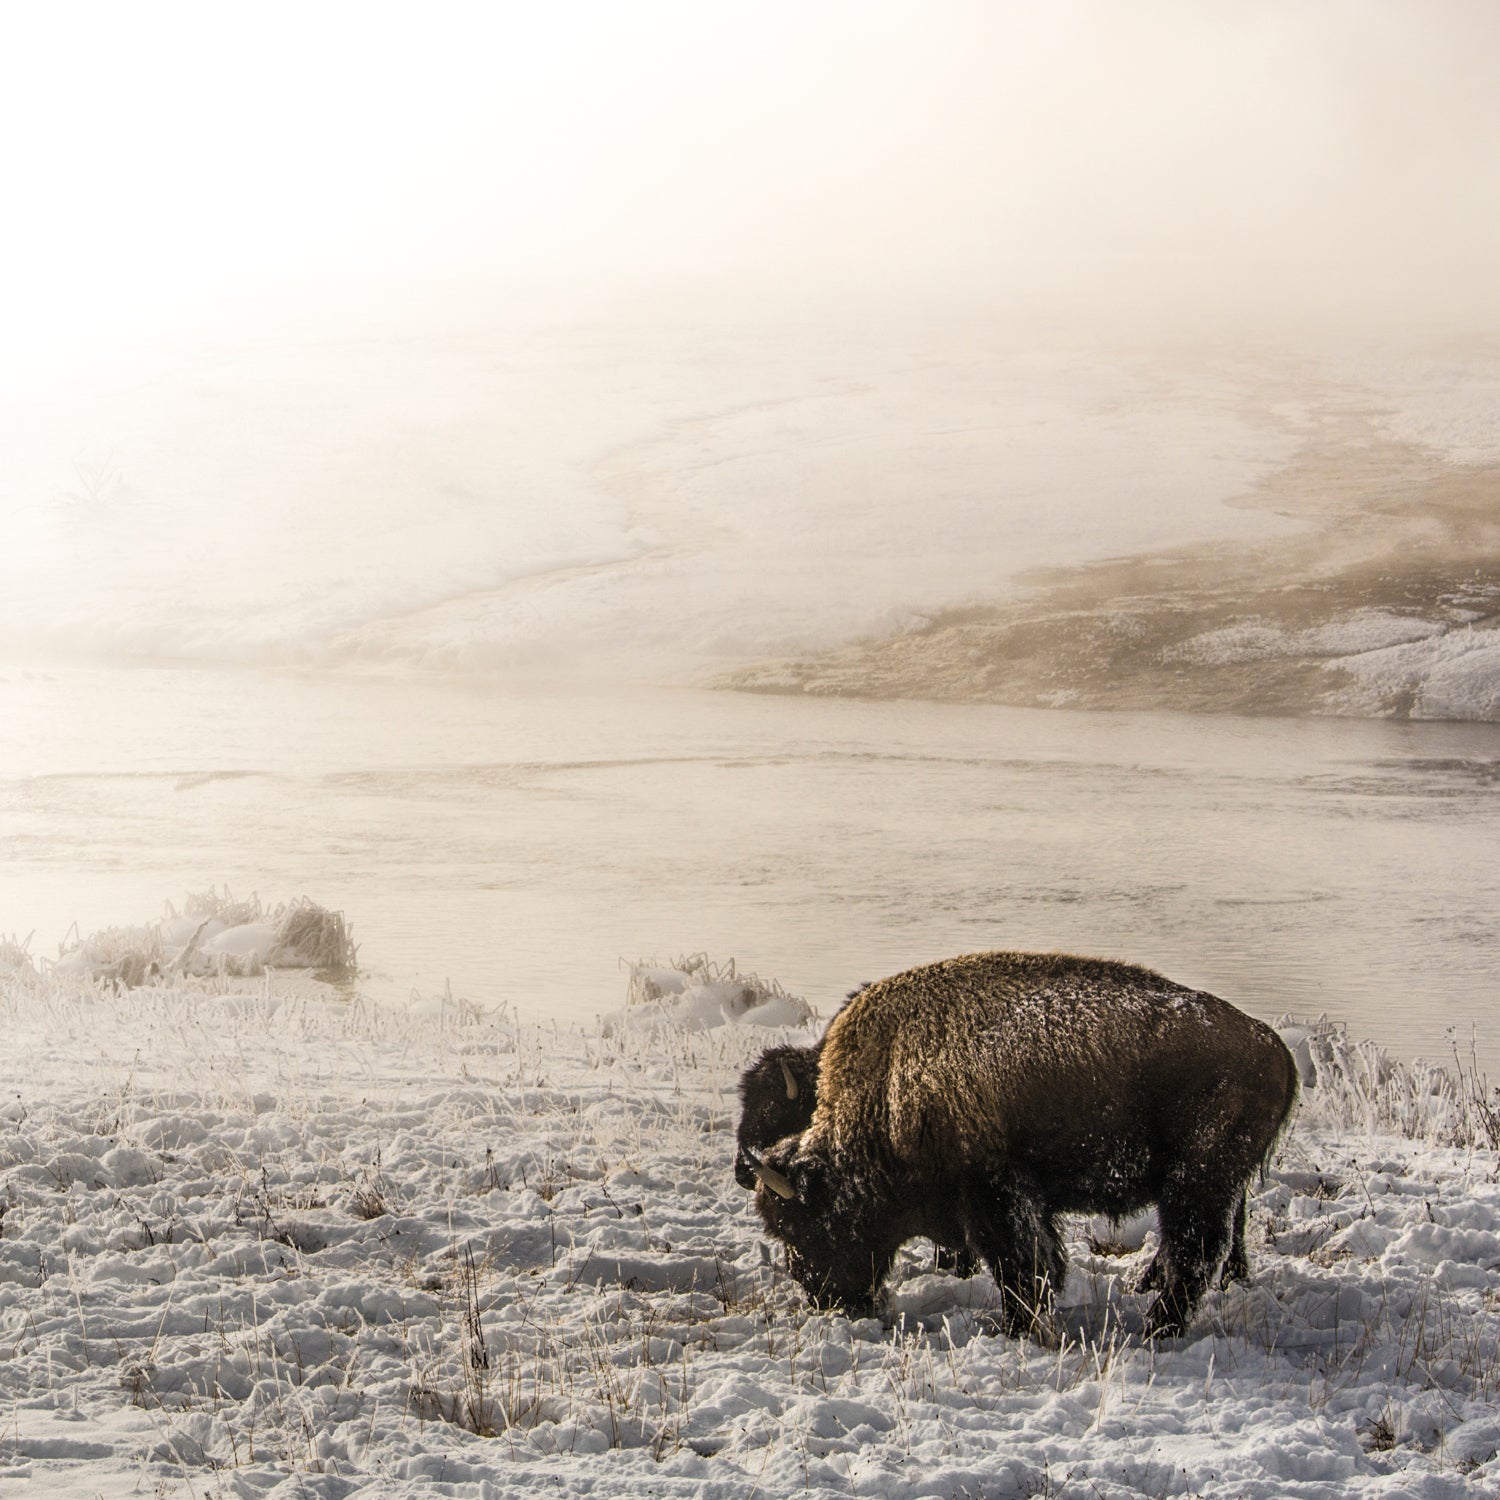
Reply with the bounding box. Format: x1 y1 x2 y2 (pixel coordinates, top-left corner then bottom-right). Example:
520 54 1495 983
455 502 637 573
747 951 1297 1337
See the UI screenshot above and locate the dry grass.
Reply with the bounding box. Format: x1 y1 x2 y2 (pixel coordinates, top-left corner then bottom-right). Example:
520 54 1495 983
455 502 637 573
272 898 358 975
1287 1014 1500 1149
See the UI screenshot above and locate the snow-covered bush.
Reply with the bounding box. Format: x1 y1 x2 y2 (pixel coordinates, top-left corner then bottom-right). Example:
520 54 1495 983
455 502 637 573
1282 1014 1500 1149
603 952 814 1036
46 887 358 986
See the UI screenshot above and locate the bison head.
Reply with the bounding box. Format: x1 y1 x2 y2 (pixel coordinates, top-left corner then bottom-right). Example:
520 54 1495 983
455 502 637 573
734 1044 820 1190
751 1135 891 1316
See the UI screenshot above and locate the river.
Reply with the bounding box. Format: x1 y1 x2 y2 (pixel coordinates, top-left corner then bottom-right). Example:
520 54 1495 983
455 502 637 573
2 664 1494 1072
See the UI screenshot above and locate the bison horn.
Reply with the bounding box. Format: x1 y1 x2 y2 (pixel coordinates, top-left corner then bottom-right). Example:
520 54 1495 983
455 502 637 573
779 1058 798 1101
755 1163 797 1200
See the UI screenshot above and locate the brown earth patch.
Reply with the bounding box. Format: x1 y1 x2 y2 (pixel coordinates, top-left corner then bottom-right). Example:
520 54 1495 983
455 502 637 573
717 437 1500 718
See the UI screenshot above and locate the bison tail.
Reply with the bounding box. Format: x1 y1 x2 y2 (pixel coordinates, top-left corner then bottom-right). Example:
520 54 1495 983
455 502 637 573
1259 1034 1302 1183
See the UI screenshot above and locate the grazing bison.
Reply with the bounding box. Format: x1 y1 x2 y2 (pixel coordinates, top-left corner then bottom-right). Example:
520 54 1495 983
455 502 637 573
748 951 1297 1337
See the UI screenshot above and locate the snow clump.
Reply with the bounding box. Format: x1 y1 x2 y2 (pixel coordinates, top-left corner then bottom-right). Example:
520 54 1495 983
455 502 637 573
602 951 815 1036
42 886 358 986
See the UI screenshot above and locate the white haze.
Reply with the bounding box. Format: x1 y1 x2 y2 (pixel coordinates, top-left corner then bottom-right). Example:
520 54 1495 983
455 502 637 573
2 1 1499 673
6 0 1499 346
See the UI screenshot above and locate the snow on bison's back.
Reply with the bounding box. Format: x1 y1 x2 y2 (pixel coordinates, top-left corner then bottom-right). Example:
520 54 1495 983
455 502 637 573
751 951 1298 1336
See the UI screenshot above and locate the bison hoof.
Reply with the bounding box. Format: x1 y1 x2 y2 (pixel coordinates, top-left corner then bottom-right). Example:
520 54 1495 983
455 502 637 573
980 1305 1057 1346
1219 1255 1249 1288
805 1289 876 1320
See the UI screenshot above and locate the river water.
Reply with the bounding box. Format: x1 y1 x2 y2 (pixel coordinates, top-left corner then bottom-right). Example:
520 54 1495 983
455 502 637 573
2 664 1495 1072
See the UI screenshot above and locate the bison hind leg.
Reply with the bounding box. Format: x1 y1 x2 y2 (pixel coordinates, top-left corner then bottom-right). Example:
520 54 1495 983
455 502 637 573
1138 1189 1249 1297
1220 1192 1250 1286
1146 1184 1241 1337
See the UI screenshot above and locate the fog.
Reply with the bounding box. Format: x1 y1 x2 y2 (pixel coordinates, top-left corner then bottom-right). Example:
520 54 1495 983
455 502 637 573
6 0 1499 358
3 3 1499 1101
3 2 1499 674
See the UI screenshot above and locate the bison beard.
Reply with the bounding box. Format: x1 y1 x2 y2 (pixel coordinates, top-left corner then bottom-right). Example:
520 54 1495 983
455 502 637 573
751 951 1298 1338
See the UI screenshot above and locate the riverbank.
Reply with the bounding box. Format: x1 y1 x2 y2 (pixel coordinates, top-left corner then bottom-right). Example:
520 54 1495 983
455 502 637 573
720 433 1500 722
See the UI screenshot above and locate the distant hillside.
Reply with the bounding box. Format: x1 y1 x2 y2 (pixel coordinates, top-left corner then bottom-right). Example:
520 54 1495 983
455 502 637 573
720 440 1500 722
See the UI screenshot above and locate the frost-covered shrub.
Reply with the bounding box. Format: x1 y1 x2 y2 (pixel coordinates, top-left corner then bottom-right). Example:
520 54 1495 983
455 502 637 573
49 921 166 986
270 896 358 973
1282 1014 1500 1149
0 934 36 978
46 888 357 986
182 884 265 929
604 953 814 1036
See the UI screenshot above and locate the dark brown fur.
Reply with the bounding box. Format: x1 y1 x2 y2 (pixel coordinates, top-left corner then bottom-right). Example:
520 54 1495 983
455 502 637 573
735 1042 823 1190
753 951 1297 1336
735 984 869 1191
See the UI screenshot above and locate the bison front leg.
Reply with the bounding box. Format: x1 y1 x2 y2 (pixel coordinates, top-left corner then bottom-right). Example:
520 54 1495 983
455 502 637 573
968 1186 1066 1341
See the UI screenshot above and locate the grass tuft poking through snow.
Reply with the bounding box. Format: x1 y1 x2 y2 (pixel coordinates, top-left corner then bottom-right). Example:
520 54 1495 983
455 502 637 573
0 967 1497 1498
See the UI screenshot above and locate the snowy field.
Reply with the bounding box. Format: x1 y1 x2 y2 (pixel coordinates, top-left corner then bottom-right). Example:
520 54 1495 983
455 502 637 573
4 962 1499 1499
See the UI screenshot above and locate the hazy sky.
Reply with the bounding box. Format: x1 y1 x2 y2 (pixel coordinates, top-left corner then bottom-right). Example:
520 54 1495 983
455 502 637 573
4 0 1500 364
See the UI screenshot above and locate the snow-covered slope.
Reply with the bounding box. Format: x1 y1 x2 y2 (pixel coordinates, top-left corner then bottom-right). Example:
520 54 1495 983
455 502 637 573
1 973 1497 1499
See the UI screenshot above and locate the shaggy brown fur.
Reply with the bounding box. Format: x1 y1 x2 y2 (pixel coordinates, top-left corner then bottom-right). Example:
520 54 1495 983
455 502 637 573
754 951 1297 1337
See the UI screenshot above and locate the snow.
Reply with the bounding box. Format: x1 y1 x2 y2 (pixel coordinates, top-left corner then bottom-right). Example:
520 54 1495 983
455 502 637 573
2 963 1498 1499
1158 613 1500 722
1330 348 1500 465
603 954 815 1035
1163 610 1447 668
1325 626 1500 722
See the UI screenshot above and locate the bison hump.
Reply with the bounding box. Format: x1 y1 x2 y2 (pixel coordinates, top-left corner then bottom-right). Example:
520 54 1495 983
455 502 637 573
814 950 1284 1164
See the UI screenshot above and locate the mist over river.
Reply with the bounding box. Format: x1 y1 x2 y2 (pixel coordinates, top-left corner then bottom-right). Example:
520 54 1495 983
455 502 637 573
0 321 1312 675
2 662 1496 1073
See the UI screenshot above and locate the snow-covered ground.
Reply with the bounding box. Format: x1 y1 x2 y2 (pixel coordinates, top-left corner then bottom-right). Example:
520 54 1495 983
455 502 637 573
3 961 1498 1499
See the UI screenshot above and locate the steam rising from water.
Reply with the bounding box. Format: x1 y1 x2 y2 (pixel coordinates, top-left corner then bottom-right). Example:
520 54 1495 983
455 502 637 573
1 331 1319 675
